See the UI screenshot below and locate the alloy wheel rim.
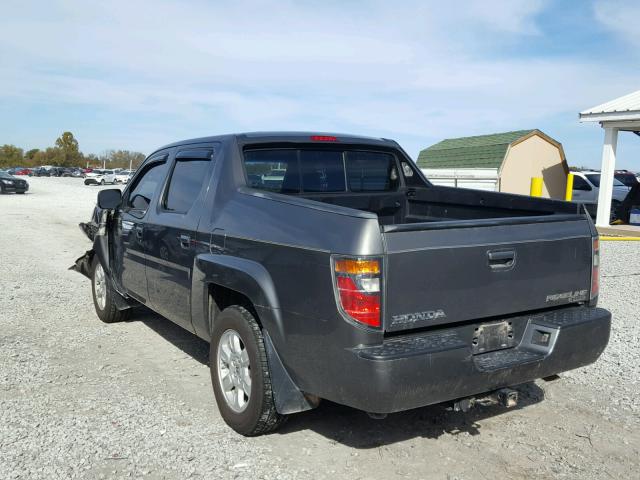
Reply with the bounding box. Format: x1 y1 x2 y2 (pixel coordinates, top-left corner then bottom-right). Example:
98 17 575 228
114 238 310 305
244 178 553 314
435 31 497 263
94 263 106 310
217 329 251 412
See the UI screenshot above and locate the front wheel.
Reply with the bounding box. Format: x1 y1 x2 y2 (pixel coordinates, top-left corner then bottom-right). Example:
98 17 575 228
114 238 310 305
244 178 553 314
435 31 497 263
100 179 105 185
91 256 129 323
210 306 286 436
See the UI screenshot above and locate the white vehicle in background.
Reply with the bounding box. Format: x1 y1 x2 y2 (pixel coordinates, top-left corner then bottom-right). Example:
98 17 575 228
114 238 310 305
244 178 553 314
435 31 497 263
571 170 631 220
571 171 631 204
114 169 133 184
84 169 117 186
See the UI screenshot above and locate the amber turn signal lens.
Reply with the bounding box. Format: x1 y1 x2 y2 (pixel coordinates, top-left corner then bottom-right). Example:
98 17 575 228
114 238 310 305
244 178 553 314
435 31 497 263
334 259 380 275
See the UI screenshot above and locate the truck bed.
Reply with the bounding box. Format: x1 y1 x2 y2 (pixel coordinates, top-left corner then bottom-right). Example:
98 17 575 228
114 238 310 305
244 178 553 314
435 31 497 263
301 185 580 227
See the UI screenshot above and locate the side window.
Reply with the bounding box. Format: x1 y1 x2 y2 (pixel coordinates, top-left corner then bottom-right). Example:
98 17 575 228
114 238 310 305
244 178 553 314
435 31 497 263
163 150 213 213
573 176 591 191
126 161 167 214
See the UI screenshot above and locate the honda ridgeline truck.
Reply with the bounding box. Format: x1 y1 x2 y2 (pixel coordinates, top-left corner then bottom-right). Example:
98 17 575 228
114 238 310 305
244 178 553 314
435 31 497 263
73 132 610 436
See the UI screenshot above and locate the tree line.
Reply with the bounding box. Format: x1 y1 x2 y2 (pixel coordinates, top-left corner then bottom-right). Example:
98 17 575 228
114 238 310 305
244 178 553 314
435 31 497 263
0 132 146 170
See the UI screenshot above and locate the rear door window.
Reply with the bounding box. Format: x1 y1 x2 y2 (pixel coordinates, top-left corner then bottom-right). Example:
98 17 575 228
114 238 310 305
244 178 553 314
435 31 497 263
163 150 213 213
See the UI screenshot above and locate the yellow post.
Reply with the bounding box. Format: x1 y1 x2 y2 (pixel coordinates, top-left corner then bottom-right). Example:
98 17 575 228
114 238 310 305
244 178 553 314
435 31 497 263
530 177 543 197
565 173 574 201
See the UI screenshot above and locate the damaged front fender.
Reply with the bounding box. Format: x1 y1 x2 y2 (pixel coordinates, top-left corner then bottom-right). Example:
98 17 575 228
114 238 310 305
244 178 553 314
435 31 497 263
69 207 108 278
70 249 95 279
70 207 134 312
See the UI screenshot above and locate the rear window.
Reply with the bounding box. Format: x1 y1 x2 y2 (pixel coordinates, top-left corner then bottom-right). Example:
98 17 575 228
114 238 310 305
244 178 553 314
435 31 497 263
243 148 400 194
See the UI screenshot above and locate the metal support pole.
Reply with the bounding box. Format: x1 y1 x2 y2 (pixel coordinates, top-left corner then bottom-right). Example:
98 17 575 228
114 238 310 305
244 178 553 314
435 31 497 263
595 127 618 227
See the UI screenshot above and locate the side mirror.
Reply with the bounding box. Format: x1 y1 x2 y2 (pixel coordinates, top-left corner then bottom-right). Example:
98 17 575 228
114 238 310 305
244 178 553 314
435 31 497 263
97 189 122 210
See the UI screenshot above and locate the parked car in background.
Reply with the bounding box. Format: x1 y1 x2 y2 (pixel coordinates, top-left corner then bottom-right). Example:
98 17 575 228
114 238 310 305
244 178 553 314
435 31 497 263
0 170 29 194
572 171 630 203
572 171 631 221
84 169 117 185
115 169 133 184
9 167 32 176
61 167 84 178
615 170 639 187
32 167 51 177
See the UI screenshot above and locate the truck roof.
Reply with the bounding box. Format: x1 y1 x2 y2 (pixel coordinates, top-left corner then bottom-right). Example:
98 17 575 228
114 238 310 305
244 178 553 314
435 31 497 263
154 131 398 155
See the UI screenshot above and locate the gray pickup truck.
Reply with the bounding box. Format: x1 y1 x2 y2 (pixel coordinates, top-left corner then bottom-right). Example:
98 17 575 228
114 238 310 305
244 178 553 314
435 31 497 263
73 132 611 436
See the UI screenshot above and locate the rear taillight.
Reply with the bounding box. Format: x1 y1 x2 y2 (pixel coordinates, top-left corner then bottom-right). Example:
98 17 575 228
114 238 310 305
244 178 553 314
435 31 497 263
590 237 599 305
332 257 381 328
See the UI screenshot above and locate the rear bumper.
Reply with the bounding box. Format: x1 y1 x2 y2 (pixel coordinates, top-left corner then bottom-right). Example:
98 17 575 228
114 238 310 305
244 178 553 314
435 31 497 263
325 306 610 413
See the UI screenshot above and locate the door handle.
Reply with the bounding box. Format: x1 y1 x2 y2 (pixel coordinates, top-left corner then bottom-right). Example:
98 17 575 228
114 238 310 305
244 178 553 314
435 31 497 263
487 250 516 270
179 234 191 249
134 225 143 240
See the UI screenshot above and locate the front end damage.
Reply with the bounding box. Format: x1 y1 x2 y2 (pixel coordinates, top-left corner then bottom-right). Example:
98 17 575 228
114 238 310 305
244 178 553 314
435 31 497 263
69 207 103 278
69 207 133 311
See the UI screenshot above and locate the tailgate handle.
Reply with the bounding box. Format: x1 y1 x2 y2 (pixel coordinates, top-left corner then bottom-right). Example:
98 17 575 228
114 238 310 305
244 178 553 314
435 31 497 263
487 250 515 270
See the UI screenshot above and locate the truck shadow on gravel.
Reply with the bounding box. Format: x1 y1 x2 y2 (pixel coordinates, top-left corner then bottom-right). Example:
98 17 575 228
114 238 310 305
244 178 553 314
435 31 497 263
134 308 546 448
278 382 545 447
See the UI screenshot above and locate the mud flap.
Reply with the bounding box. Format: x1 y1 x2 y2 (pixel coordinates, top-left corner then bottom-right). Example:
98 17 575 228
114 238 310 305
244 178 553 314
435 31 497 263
263 330 318 415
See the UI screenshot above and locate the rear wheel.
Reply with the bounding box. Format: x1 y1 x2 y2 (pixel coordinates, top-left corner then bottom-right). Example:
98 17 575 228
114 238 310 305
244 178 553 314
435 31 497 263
210 306 285 436
91 256 129 323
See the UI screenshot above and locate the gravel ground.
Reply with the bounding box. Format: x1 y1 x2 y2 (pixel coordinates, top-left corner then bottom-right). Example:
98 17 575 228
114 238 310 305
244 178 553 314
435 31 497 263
1 177 639 480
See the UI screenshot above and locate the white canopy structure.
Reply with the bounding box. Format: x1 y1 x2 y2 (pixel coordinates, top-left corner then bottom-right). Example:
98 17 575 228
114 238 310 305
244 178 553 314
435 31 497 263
580 90 640 227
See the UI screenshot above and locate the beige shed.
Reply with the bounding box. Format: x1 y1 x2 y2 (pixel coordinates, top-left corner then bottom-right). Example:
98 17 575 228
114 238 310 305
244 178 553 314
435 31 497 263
417 129 569 199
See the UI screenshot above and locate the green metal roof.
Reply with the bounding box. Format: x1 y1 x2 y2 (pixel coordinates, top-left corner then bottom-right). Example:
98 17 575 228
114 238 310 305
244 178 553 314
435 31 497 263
416 130 535 169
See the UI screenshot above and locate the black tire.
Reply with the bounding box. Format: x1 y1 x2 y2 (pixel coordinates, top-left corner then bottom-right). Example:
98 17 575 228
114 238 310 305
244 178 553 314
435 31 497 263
16 191 25 194
210 306 286 436
91 256 129 323
610 200 622 223
100 179 105 185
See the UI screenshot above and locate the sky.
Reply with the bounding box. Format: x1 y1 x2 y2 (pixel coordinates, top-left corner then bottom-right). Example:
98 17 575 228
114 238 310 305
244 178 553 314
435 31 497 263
1 0 639 169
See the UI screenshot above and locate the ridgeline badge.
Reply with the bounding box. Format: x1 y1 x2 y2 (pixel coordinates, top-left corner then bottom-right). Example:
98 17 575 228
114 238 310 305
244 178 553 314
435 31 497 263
546 289 588 303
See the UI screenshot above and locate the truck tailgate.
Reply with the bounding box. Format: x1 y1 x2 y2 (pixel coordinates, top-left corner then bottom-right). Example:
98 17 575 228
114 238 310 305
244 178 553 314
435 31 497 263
382 215 593 332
